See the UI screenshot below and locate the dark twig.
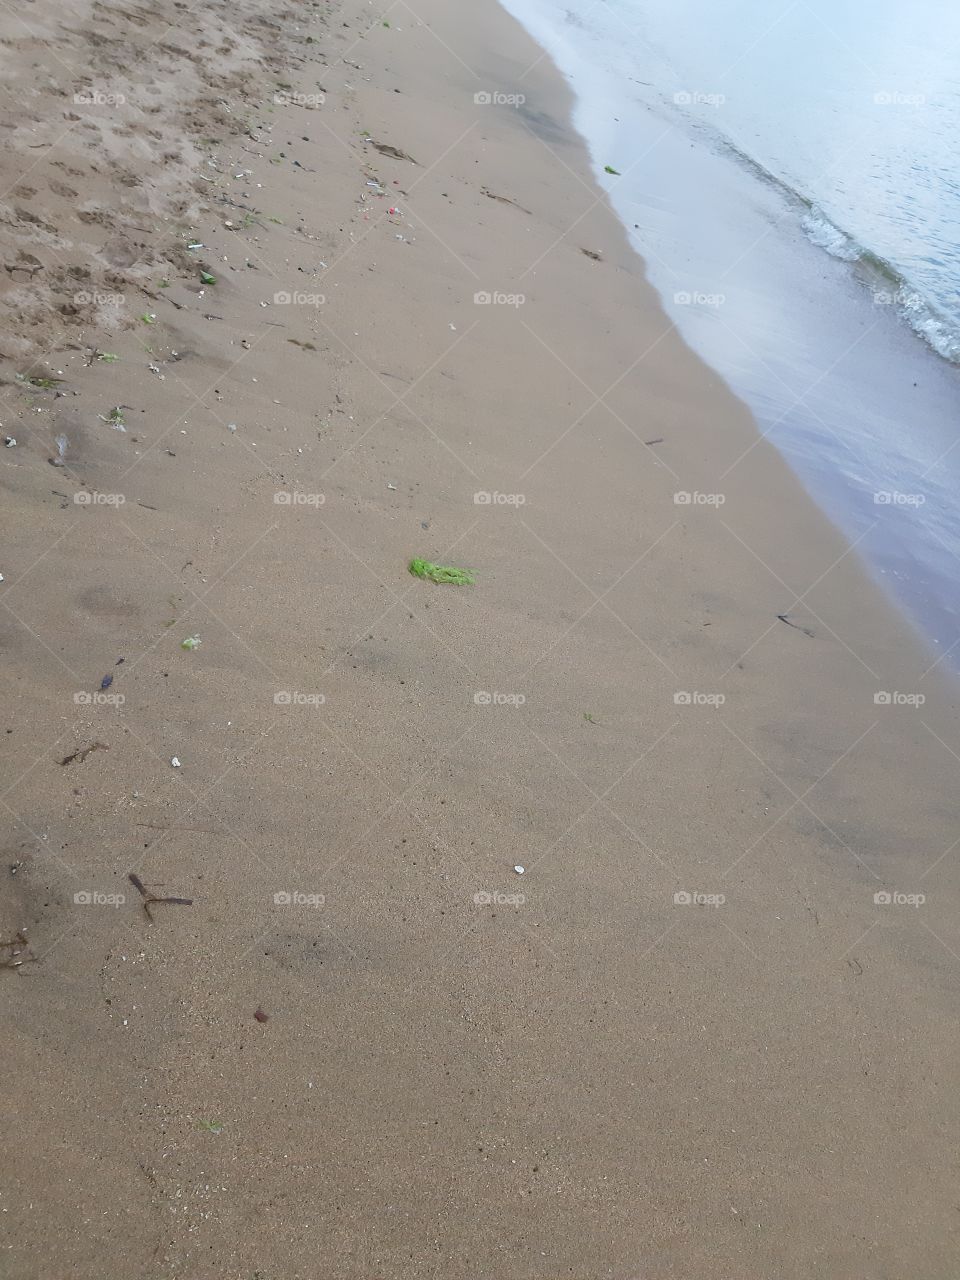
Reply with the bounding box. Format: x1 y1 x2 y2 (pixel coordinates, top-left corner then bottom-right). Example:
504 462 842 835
777 613 815 638
128 872 193 922
60 742 108 766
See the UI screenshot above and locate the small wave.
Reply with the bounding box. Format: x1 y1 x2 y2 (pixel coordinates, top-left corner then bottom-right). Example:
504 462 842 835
652 73 960 364
800 209 861 262
798 210 960 360
896 292 960 363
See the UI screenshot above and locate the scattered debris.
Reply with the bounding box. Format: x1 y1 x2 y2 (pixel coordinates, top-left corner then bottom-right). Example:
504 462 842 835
200 271 216 286
581 248 602 261
171 756 182 768
604 165 620 175
197 1119 223 1133
583 712 599 724
254 1007 269 1023
4 436 15 447
181 635 202 651
408 558 474 585
60 742 108 766
644 437 664 446
514 865 525 875
128 871 193 922
100 675 113 690
100 406 127 431
0 930 33 971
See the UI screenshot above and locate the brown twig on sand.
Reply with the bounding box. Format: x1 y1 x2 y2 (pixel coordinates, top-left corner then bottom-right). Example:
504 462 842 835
140 285 184 311
369 140 419 164
480 187 533 215
128 872 193 922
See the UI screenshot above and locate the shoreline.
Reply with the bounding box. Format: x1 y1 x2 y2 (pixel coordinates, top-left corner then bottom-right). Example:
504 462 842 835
497 0 960 669
2 0 959 1275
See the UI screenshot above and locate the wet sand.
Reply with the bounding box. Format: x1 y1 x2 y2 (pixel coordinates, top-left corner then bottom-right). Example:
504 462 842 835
1 0 959 1275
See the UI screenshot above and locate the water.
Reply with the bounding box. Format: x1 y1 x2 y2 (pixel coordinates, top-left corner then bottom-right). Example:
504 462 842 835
500 0 960 667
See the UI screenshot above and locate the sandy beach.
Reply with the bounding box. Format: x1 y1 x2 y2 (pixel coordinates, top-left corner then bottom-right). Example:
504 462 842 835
2 0 959 1275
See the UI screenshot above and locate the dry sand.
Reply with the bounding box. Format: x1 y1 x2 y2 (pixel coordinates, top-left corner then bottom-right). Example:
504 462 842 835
1 0 959 1275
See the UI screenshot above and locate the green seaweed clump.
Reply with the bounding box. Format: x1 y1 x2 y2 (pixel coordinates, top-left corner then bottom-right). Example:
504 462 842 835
408 558 474 585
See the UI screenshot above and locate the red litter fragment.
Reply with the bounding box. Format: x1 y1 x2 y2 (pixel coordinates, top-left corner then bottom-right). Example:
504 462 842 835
254 1007 269 1023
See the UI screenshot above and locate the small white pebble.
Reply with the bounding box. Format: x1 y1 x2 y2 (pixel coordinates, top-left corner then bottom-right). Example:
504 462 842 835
514 865 525 875
171 757 181 768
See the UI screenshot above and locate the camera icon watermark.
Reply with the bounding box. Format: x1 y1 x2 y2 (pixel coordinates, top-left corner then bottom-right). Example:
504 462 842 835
673 690 725 707
73 88 126 106
473 90 526 107
74 890 125 907
673 890 725 907
73 290 125 307
873 490 925 506
873 91 925 106
873 690 925 706
473 691 526 706
272 290 325 306
74 690 125 707
674 491 725 506
473 290 526 307
674 90 725 108
873 890 925 907
274 491 325 506
474 490 525 506
74 491 126 506
273 890 325 907
274 690 326 707
473 890 525 906
674 290 725 307
873 287 922 308
273 90 325 108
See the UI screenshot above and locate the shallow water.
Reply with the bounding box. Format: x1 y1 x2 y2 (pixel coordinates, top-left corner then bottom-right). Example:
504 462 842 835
501 0 960 669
